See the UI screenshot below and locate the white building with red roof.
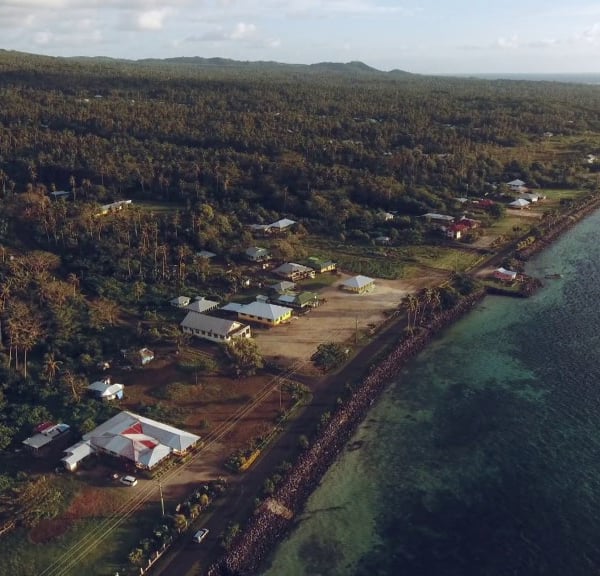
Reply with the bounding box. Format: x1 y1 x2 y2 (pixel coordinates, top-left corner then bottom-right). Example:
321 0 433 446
61 411 200 471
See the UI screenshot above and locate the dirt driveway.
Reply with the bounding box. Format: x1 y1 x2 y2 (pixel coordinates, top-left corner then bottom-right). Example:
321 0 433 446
253 272 448 369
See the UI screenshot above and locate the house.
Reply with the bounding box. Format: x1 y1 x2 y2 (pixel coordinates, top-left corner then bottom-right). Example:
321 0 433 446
170 295 191 308
276 291 320 309
267 218 296 232
375 236 391 245
273 262 316 281
520 193 539 203
306 257 337 273
421 213 455 232
50 190 71 200
185 296 219 314
23 422 72 457
97 199 132 216
270 280 296 293
237 299 293 326
447 223 468 239
61 411 200 472
88 377 124 401
245 246 270 262
493 267 518 282
181 312 251 343
138 348 154 365
196 250 216 260
378 211 395 222
507 179 527 192
220 302 245 315
509 198 530 209
340 275 375 294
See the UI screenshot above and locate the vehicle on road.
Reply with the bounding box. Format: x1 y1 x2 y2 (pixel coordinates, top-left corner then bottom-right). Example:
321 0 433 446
192 528 209 543
119 475 138 487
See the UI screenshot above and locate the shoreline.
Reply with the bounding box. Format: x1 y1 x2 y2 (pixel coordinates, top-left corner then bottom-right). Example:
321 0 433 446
206 289 486 576
205 192 600 576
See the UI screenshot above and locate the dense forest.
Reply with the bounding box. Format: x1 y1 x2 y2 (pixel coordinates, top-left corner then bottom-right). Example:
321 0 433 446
0 50 600 526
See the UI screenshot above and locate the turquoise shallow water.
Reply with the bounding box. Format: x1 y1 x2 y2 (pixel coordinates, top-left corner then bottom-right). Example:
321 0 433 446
262 209 600 576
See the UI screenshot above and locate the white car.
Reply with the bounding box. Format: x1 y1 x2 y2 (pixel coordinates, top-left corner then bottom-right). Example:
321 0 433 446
119 475 138 487
192 528 209 543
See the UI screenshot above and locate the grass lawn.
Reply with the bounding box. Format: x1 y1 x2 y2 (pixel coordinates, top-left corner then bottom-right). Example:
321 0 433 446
0 479 162 576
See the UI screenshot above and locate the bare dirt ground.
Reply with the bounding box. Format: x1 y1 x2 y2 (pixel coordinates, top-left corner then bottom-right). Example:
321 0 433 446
253 271 450 369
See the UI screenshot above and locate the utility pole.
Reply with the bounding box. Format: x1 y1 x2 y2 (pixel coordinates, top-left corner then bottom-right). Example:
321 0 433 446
355 316 359 344
158 481 165 517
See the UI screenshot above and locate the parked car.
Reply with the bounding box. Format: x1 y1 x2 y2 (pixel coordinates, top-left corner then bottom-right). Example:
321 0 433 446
192 528 209 543
119 475 138 487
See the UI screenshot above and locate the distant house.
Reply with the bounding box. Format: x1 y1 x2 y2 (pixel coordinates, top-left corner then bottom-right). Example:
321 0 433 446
375 235 391 245
270 280 296 293
245 246 270 262
87 377 124 401
237 299 293 326
306 257 337 273
273 262 315 281
22 422 72 458
493 267 518 282
340 275 375 294
378 211 395 222
50 190 71 200
422 213 455 224
185 296 219 314
196 250 217 260
276 291 320 309
138 348 154 366
267 218 296 232
170 296 191 308
507 179 527 192
97 199 132 216
447 223 468 239
61 411 200 472
520 193 540 203
509 198 530 209
181 312 251 343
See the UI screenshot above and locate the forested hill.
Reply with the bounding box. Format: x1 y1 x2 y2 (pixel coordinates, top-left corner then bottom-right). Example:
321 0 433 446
0 48 599 229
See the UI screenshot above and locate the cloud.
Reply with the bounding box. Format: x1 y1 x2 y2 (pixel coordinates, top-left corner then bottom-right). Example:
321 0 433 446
135 9 170 30
184 21 278 46
496 35 519 49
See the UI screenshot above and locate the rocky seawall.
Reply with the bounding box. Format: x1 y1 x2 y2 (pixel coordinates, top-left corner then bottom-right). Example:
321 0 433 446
207 289 486 576
518 193 600 260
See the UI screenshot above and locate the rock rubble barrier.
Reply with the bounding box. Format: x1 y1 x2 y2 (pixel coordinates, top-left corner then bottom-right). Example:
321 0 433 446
208 289 486 576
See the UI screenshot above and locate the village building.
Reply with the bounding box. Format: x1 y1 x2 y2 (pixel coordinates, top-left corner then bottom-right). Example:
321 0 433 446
493 267 518 282
507 179 527 192
97 199 132 216
375 235 391 245
245 246 270 262
237 298 293 326
270 280 296 293
49 190 71 200
340 275 375 294
273 262 316 281
509 198 530 209
61 411 201 472
267 218 296 232
22 422 72 458
195 250 216 260
306 257 337 273
170 295 191 308
520 192 540 203
87 377 124 401
180 312 251 343
185 296 219 314
275 291 320 309
447 223 469 239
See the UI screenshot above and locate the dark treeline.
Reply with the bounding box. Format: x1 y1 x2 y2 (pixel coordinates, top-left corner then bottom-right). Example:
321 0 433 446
1 51 598 230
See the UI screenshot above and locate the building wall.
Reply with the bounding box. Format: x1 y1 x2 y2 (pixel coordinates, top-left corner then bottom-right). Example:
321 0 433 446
238 310 292 326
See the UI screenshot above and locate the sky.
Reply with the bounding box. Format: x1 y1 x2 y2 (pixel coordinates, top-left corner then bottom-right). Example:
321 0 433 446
1 0 600 74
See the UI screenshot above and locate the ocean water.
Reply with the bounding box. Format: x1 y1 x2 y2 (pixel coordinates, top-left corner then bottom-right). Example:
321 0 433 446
262 208 600 576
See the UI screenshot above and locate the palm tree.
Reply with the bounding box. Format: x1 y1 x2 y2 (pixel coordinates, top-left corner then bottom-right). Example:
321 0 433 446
67 273 80 297
42 353 62 385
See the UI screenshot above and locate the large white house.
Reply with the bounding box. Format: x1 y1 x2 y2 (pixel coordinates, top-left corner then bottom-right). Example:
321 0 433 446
180 312 251 343
61 411 200 471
